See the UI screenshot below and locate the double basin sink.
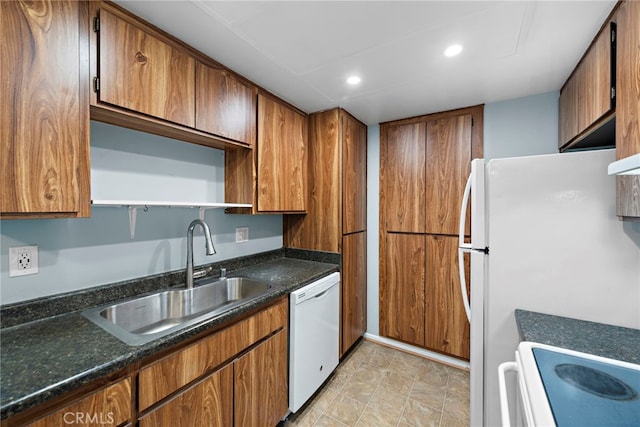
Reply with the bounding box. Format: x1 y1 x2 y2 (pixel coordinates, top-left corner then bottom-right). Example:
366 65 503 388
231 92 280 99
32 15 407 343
83 277 273 346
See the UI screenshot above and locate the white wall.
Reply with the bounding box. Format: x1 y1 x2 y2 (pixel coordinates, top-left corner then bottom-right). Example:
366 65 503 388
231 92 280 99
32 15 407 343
0 122 282 304
366 91 561 335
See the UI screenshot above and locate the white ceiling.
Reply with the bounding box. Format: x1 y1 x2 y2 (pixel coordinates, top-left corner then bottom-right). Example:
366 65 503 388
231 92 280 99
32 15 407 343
113 0 616 125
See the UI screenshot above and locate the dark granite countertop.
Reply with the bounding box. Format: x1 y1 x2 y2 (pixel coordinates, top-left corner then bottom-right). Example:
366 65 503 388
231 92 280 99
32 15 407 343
514 309 640 364
0 249 339 420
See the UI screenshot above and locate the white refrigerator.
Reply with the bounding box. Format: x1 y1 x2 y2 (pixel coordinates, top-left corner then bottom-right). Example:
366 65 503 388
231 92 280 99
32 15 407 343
458 149 640 427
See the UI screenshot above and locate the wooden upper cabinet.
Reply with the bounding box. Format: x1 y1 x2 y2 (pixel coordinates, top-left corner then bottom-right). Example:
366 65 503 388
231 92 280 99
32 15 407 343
426 115 472 235
196 63 257 146
97 8 196 127
342 112 368 234
616 0 640 160
558 18 614 149
257 94 307 212
1 0 90 218
382 122 427 233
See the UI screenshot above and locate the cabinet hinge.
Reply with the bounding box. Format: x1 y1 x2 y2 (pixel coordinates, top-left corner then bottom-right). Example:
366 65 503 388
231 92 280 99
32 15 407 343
93 77 100 93
93 16 100 32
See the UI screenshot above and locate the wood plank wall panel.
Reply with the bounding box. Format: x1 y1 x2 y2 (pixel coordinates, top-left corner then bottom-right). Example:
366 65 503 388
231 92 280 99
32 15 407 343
1 0 90 216
98 9 195 127
380 233 426 347
342 112 368 234
425 115 472 235
425 235 470 359
139 365 233 427
382 123 427 233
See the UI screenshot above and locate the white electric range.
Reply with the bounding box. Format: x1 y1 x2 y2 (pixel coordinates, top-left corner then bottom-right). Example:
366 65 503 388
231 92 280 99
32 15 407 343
499 342 640 427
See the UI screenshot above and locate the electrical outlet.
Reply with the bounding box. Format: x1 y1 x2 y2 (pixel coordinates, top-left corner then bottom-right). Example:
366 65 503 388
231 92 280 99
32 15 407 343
9 245 39 277
235 227 249 243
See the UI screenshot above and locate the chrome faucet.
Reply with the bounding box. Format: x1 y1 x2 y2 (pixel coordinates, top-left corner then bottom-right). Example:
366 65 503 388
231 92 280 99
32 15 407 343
186 219 216 288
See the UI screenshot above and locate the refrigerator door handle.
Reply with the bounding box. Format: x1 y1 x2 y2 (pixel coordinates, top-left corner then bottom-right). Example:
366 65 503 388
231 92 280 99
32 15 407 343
458 173 473 322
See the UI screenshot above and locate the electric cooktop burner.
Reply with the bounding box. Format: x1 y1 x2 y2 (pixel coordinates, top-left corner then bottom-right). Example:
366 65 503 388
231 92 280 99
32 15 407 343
554 363 637 401
533 348 640 427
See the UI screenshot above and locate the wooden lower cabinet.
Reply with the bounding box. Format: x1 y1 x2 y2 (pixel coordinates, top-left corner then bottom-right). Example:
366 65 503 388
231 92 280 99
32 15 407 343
27 378 132 427
139 365 232 427
234 329 288 427
341 232 367 355
380 233 426 347
425 235 470 359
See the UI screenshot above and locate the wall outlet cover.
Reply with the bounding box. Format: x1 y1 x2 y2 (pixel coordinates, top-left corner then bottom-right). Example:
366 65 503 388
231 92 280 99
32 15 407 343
235 227 249 243
9 245 39 277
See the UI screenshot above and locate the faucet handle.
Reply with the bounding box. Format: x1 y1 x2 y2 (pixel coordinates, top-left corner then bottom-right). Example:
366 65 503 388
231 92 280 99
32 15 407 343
220 268 227 279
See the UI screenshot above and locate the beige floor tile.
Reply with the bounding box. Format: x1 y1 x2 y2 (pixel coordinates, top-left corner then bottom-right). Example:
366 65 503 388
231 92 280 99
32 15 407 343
368 388 407 421
379 369 416 396
286 406 323 427
324 393 367 426
325 370 353 392
314 414 350 427
442 393 469 422
416 360 450 387
340 378 378 404
354 405 401 427
439 412 468 427
409 378 447 410
400 398 442 427
309 386 339 412
350 364 387 386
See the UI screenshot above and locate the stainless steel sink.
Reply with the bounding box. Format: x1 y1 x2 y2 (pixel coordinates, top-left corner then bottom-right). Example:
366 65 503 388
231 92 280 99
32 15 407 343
82 277 272 346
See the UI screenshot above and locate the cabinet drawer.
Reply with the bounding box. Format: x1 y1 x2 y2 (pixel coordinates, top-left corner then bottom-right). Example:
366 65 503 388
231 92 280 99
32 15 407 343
138 297 287 410
27 378 132 427
139 364 233 427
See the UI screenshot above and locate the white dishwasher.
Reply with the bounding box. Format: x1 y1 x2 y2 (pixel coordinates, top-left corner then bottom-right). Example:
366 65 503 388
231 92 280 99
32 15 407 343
289 272 340 413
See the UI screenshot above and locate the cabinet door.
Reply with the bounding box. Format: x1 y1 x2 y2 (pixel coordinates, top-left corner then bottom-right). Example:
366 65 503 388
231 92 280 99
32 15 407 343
234 329 288 427
380 233 425 347
425 115 472 235
579 23 613 133
425 235 470 360
559 73 579 148
139 365 232 427
343 112 368 234
616 0 640 160
29 378 132 427
341 232 367 356
1 0 90 217
98 9 195 127
257 94 307 212
381 123 426 233
196 62 257 146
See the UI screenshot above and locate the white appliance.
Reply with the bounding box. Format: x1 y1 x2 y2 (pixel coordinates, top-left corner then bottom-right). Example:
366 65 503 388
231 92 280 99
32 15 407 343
289 272 340 413
498 342 640 427
457 149 640 427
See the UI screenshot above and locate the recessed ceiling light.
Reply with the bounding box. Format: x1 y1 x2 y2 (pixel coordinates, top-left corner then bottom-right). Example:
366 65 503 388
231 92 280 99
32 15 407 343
444 44 463 57
347 75 361 85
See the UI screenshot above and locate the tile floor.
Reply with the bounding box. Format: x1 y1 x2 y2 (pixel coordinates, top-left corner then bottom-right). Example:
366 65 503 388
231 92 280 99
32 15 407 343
283 340 470 427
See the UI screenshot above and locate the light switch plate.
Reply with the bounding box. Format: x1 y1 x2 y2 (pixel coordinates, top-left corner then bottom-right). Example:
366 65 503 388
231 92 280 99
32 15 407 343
235 227 249 243
9 245 39 277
